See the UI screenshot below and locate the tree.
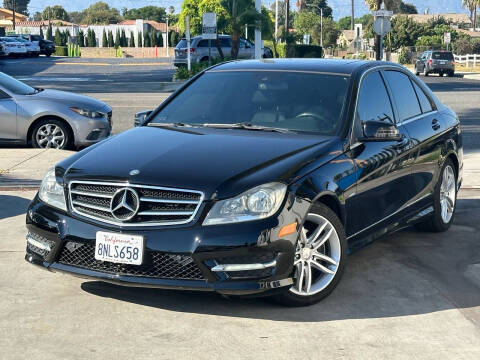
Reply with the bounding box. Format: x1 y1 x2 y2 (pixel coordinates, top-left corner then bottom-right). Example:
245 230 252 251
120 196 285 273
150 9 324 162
121 29 127 47
42 5 70 21
108 30 114 47
129 31 135 47
33 12 42 21
221 0 262 58
294 11 321 35
311 17 339 48
296 0 332 19
82 1 121 25
168 6 175 15
78 30 85 47
54 28 63 46
382 14 424 51
3 0 29 16
68 11 84 24
39 27 44 39
114 30 120 48
102 29 108 47
138 31 143 47
144 31 151 47
46 24 53 41
149 29 156 47
123 6 166 22
463 0 478 30
337 16 352 30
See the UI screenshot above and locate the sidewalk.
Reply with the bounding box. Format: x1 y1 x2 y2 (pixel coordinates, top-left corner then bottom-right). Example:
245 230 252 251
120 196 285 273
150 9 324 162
1 147 479 190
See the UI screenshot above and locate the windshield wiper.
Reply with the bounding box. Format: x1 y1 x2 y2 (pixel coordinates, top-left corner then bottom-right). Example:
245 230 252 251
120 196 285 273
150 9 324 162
147 122 193 128
203 123 294 133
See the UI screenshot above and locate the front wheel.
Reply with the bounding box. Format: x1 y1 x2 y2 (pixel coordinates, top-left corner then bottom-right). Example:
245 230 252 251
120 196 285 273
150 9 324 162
416 159 457 232
31 119 72 150
273 203 347 306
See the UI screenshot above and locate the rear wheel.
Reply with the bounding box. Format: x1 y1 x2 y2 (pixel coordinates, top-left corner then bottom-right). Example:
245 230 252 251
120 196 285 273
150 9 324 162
416 159 457 232
31 119 72 150
448 70 455 77
415 66 420 76
273 203 347 306
439 72 444 77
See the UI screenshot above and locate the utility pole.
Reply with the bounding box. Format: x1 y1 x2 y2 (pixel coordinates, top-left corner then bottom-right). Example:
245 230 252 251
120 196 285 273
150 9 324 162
12 0 16 31
255 0 261 59
375 0 382 61
275 0 278 41
351 0 354 30
285 0 289 42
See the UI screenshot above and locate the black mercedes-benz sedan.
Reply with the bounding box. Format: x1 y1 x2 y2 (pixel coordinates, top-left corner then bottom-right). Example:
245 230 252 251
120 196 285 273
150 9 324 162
25 59 462 306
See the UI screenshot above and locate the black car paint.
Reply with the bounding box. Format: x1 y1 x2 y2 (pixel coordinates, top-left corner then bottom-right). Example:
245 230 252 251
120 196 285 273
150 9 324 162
25 59 463 295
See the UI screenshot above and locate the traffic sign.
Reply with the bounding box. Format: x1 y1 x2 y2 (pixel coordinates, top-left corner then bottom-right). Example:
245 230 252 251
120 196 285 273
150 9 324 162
202 12 217 40
444 32 451 44
372 9 393 17
373 17 391 36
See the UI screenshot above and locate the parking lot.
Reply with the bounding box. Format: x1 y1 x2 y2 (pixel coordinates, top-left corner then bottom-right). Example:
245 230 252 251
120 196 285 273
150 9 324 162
0 57 479 358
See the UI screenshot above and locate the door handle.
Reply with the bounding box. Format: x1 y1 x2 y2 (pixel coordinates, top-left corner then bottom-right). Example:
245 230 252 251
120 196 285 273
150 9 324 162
432 119 440 131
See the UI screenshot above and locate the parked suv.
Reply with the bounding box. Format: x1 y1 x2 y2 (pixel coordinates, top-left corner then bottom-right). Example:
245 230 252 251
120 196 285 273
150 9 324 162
174 35 272 66
415 50 455 77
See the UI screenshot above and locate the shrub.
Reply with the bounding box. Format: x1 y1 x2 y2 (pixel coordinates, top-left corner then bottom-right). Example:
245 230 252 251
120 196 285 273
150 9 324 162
55 46 68 56
397 47 411 64
263 40 286 58
174 57 233 80
286 44 323 58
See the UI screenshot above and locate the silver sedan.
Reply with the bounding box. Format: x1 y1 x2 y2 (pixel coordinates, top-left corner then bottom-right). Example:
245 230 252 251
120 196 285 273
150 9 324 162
0 72 112 149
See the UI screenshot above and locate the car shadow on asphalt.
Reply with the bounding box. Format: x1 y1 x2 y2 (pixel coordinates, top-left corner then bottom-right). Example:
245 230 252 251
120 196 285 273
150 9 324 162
81 198 480 322
0 194 31 220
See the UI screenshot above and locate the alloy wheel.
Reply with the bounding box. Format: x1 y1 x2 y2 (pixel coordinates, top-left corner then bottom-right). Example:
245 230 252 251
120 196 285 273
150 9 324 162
290 213 341 296
440 165 456 224
35 124 66 149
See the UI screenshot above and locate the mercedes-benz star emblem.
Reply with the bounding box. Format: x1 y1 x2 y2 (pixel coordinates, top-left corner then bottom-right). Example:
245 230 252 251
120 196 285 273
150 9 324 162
110 188 140 221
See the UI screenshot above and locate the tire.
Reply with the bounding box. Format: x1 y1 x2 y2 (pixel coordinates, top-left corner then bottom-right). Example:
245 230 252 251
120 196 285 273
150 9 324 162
416 159 457 232
273 203 347 307
415 66 420 76
46 53 51 57
439 72 444 77
448 71 454 77
31 118 73 150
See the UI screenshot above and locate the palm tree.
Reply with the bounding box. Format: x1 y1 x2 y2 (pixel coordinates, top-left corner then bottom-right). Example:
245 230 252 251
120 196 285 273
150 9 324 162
221 0 262 59
463 0 478 30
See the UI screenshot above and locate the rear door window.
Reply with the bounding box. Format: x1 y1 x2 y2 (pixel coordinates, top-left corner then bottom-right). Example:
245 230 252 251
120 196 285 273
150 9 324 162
220 38 232 47
197 40 209 47
383 70 422 122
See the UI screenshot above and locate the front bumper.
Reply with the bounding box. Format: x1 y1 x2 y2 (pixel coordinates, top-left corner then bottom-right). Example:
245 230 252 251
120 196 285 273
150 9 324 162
70 109 112 147
25 193 308 296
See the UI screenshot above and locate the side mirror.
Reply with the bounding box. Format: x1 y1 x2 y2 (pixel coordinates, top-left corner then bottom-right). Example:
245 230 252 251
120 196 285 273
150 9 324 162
134 110 153 127
361 120 404 142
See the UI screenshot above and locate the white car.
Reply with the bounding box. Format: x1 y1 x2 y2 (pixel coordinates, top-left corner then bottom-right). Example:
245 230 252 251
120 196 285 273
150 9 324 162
0 37 27 57
8 36 40 57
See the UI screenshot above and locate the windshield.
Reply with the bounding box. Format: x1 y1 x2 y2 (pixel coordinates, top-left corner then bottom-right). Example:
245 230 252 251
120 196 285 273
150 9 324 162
0 38 17 42
0 72 36 95
433 52 454 60
149 70 349 135
176 39 187 48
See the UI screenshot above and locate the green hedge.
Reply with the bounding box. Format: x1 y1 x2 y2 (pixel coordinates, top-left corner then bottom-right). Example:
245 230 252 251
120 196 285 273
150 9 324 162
286 44 323 58
174 57 233 80
55 46 68 56
263 40 286 58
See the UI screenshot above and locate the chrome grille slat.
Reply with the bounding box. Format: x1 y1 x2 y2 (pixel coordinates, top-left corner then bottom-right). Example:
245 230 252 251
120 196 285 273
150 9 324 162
69 181 204 227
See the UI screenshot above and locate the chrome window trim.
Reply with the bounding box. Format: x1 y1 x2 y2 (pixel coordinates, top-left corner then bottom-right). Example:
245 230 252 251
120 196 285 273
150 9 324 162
207 69 351 77
68 180 205 227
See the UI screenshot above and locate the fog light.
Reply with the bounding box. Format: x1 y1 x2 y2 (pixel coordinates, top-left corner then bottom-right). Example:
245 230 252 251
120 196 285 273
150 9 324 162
26 232 55 258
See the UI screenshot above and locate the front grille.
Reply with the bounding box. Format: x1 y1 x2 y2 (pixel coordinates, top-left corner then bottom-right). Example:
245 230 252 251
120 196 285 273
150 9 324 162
69 181 203 226
58 242 205 280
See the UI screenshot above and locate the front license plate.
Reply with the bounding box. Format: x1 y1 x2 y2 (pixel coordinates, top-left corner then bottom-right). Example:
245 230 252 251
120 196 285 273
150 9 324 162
95 231 144 265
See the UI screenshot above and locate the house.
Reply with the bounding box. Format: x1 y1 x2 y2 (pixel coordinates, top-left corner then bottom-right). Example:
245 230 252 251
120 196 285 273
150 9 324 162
337 24 368 52
13 19 169 48
404 13 472 28
0 7 27 27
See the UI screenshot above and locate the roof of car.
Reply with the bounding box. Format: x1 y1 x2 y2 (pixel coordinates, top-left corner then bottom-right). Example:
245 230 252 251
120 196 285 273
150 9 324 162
209 59 401 76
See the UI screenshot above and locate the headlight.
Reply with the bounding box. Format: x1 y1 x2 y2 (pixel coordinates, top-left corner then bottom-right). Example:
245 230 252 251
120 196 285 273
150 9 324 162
38 167 67 211
70 107 104 119
203 182 287 225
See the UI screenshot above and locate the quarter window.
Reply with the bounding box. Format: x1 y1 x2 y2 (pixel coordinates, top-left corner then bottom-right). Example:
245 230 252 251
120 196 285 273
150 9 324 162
412 81 434 113
383 70 422 122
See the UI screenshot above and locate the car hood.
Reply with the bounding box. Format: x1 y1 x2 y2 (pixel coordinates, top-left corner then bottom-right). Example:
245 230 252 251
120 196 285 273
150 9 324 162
28 89 110 112
60 126 342 199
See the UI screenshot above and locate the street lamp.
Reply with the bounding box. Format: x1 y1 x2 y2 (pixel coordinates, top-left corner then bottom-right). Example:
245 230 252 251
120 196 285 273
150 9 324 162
306 4 323 48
